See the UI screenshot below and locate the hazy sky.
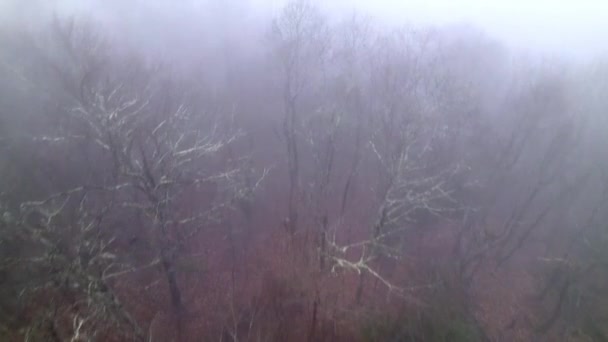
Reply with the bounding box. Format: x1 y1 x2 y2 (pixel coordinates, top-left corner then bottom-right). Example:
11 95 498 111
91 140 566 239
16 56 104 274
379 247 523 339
259 0 608 60
347 0 608 59
2 0 607 61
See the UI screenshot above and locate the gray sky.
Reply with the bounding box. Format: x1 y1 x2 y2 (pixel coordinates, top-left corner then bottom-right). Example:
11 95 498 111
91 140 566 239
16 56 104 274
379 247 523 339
350 0 608 60
258 0 608 60
2 0 607 61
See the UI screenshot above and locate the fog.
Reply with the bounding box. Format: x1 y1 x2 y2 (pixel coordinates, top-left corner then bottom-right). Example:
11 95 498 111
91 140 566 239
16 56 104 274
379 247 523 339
1 1 608 341
329 0 608 58
4 0 608 60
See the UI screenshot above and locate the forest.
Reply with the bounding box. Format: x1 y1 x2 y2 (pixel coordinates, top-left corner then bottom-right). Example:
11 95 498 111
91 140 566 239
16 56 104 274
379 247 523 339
1 1 607 341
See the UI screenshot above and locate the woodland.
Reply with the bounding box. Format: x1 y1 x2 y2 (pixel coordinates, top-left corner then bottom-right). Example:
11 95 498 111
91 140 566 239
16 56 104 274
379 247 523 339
1 1 608 341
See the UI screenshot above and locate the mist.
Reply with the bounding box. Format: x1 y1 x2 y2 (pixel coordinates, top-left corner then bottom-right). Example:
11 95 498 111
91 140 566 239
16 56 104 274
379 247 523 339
1 1 607 341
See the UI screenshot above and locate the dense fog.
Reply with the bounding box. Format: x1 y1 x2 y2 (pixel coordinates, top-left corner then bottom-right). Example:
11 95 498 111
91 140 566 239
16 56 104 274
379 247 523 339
1 1 607 341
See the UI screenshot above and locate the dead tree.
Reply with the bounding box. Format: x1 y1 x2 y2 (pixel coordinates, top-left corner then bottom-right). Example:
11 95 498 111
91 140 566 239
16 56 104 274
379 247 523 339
14 188 145 341
454 69 582 286
9 18 248 341
271 0 328 235
326 28 465 302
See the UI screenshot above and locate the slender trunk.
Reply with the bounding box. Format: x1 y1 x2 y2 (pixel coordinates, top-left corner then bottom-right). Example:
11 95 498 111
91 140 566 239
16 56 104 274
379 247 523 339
319 215 327 270
283 74 299 235
355 273 365 304
307 295 319 342
160 249 183 341
537 279 570 333
339 89 363 218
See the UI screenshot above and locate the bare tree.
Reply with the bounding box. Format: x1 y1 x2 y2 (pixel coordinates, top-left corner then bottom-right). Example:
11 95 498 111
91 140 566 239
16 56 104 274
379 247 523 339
451 66 586 301
3 18 248 341
326 28 465 302
271 0 329 235
15 188 145 341
532 61 608 339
